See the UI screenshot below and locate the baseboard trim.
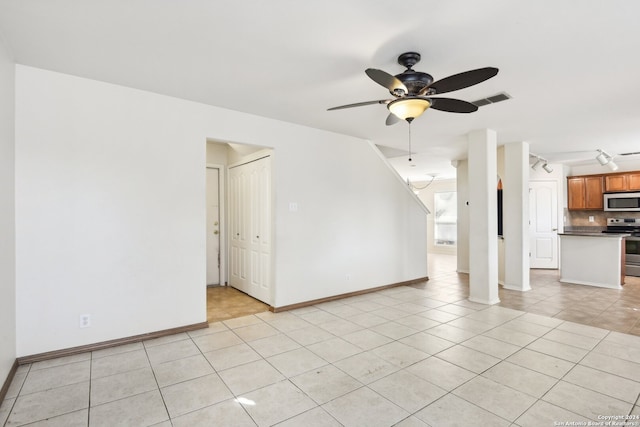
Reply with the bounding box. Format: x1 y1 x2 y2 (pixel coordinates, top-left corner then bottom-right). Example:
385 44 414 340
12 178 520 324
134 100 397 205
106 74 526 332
0 359 19 404
271 276 429 313
17 322 209 365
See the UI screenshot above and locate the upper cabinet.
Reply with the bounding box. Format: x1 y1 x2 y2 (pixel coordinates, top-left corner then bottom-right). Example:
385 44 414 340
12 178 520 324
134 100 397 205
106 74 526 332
568 176 603 210
605 175 627 192
604 172 640 192
569 171 640 210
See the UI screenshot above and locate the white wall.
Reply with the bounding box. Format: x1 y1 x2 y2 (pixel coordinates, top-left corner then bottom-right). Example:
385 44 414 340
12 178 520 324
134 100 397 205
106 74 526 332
275 142 428 305
15 66 428 356
0 35 16 381
569 157 640 177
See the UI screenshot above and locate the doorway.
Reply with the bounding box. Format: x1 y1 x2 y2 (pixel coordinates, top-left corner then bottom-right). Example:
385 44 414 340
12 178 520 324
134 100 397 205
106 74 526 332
206 165 225 286
207 286 269 323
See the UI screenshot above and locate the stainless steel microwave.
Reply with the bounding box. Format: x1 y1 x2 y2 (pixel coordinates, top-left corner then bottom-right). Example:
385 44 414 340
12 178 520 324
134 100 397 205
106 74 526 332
604 192 640 211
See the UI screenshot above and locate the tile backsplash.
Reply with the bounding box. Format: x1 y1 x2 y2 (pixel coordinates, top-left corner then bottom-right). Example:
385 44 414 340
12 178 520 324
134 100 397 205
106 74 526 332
566 209 640 227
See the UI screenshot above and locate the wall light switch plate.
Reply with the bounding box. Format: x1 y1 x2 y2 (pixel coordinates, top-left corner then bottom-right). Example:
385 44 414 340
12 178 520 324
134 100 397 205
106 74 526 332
79 314 91 328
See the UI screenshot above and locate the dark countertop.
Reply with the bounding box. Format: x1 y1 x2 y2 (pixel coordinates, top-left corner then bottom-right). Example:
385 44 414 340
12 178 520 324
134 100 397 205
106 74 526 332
558 232 630 237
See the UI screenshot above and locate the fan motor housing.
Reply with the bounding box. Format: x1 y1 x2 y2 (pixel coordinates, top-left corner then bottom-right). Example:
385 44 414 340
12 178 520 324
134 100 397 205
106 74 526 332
395 70 434 95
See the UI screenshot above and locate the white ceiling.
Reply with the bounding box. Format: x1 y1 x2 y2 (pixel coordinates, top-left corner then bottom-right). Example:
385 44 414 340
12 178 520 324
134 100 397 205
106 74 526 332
1 0 639 180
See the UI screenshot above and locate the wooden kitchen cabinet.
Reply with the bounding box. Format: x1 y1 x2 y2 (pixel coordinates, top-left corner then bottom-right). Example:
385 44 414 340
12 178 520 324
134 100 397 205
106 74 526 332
628 173 640 190
568 176 603 210
568 177 585 210
605 175 627 192
604 171 640 192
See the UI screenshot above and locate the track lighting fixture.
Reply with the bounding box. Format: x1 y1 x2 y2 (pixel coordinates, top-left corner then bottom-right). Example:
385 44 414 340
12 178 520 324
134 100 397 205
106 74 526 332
530 154 553 174
596 149 618 171
531 158 543 170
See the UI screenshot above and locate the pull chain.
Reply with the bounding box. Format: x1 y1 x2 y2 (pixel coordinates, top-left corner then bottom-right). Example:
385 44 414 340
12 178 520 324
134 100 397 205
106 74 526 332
408 121 412 162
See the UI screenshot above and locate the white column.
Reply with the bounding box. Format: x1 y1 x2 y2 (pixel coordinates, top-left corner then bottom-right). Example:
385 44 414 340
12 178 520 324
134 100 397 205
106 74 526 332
467 129 499 305
453 160 469 274
503 142 531 291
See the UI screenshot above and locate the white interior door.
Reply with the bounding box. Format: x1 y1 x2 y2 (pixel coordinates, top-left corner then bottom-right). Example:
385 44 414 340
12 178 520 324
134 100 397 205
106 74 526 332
206 167 220 285
248 157 271 302
229 164 248 293
228 156 272 303
529 181 559 269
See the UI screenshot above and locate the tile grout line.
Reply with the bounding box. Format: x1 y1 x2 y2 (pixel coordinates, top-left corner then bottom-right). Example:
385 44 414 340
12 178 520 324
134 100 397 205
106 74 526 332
1 363 30 427
141 340 172 425
87 355 92 426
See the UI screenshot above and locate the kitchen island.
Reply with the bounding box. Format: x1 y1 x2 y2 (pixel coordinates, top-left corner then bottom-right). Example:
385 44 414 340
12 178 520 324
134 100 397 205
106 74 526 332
559 233 628 289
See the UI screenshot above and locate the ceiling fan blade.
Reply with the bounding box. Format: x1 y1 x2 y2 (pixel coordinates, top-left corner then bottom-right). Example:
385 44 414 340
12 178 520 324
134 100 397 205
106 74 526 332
365 68 408 94
385 113 400 126
327 99 390 111
425 67 498 95
429 97 478 113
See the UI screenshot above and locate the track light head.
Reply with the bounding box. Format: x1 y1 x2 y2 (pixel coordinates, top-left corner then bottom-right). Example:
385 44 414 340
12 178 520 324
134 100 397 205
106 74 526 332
596 149 616 169
596 152 609 166
531 158 543 170
542 163 553 173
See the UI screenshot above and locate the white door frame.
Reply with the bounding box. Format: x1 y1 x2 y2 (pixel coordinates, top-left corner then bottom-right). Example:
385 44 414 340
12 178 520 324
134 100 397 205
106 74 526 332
206 163 227 285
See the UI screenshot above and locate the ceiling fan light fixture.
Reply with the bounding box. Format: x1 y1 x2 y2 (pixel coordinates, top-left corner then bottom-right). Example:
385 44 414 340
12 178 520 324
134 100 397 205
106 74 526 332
388 97 431 121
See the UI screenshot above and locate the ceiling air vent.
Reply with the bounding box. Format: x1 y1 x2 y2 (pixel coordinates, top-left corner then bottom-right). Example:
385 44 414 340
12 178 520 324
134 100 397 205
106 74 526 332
472 92 511 107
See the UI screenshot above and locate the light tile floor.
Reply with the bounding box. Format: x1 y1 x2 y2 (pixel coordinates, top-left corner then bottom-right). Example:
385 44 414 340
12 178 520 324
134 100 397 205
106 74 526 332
2 257 640 426
419 254 640 336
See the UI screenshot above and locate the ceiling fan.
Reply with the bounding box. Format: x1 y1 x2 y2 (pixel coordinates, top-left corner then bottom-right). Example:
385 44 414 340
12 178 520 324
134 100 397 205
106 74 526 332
328 52 499 125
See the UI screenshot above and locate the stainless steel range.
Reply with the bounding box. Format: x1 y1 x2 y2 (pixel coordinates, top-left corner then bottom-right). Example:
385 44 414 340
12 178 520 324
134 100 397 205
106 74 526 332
603 218 640 277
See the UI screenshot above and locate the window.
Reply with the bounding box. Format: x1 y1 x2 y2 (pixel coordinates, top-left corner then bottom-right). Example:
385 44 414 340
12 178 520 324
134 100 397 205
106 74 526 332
434 191 457 246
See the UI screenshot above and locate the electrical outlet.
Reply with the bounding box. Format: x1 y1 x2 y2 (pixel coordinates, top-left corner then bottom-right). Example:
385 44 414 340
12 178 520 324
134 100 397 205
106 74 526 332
79 314 91 328
588 216 595 223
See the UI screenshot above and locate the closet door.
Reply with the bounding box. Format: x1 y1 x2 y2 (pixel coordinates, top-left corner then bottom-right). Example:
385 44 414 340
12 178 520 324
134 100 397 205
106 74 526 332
228 156 272 303
228 164 248 293
248 156 271 302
